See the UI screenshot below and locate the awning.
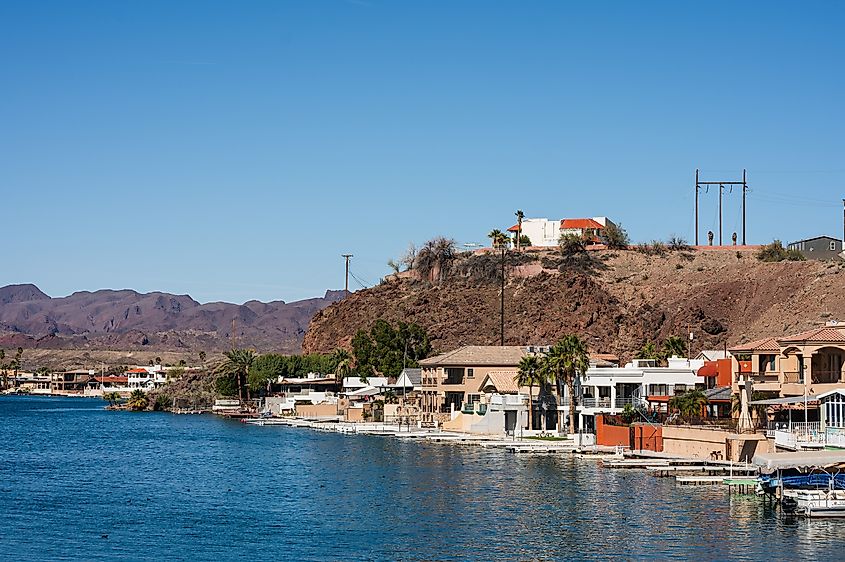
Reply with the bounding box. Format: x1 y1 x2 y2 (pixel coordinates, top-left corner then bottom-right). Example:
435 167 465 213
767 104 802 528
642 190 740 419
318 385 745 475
753 450 845 473
750 395 820 406
697 362 719 378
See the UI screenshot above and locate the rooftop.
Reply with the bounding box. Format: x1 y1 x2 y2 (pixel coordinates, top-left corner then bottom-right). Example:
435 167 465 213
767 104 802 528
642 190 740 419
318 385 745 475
419 346 528 367
560 218 604 230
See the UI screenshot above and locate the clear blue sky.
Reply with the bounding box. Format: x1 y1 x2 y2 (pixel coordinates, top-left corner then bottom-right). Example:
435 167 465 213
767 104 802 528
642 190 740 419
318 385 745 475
2 1 843 303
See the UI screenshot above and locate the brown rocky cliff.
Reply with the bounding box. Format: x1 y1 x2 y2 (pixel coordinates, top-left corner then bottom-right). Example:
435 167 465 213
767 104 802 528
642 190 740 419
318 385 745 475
302 249 845 360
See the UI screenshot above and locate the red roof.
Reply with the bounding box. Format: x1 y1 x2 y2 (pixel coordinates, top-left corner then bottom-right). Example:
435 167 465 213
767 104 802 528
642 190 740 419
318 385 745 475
95 376 128 383
507 224 520 232
127 368 148 374
778 327 845 344
697 362 719 378
560 218 604 230
729 337 780 353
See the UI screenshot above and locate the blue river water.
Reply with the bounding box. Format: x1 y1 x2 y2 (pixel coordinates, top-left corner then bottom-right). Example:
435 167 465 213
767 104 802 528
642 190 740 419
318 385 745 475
2 395 844 561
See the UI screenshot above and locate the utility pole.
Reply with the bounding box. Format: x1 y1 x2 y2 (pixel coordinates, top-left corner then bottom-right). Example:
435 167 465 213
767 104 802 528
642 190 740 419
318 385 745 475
696 170 748 247
500 247 505 346
341 254 353 295
742 169 747 245
718 184 724 246
694 169 700 246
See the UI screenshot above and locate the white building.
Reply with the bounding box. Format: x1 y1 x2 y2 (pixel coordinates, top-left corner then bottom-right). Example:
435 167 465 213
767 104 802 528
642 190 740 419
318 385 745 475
507 216 617 247
563 356 704 432
126 366 168 390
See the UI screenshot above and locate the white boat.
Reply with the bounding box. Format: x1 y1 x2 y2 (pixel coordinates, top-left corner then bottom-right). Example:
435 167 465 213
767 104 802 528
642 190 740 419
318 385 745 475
782 489 845 517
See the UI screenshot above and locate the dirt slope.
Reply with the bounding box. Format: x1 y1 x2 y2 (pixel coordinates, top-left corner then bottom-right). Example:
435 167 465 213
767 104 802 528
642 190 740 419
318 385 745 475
303 248 845 360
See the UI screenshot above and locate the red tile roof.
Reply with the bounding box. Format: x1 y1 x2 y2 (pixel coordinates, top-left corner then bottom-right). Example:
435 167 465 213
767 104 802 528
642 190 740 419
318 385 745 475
778 327 845 344
507 224 520 232
729 337 780 353
95 376 128 383
127 368 148 373
561 218 604 230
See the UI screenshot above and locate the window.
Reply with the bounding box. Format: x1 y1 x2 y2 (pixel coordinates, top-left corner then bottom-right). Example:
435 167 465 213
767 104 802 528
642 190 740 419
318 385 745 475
444 368 463 384
467 394 480 404
467 368 474 378
831 241 838 251
649 384 668 396
761 354 776 372
674 384 687 395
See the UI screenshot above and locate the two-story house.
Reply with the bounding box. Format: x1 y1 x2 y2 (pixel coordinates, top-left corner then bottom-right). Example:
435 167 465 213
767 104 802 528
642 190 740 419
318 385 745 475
729 322 845 398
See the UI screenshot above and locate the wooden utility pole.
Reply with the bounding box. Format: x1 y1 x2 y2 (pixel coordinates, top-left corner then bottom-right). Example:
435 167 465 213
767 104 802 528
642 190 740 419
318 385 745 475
694 169 700 246
695 170 748 247
341 254 353 295
718 184 724 246
500 247 505 346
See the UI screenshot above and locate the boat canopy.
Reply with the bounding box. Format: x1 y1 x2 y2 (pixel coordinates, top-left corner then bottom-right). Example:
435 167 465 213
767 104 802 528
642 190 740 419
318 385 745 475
753 451 845 473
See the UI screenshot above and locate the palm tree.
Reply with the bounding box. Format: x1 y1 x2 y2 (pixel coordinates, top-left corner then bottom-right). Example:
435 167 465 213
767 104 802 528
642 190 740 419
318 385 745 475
515 210 524 251
215 349 256 405
635 342 659 361
669 389 708 418
662 335 687 361
331 348 353 386
127 390 149 411
515 355 540 430
543 335 590 434
102 392 122 407
488 229 507 249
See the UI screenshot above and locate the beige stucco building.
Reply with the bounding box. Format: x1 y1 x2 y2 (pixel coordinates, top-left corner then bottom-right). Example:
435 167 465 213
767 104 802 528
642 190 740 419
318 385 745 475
729 323 845 397
419 346 531 426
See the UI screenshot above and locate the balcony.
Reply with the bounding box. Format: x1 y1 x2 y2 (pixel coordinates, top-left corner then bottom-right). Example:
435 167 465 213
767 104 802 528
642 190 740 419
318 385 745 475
812 370 843 384
735 371 779 384
782 372 803 384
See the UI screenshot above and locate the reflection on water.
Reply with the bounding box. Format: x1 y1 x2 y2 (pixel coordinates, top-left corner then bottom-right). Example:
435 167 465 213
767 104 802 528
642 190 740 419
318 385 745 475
2 396 845 561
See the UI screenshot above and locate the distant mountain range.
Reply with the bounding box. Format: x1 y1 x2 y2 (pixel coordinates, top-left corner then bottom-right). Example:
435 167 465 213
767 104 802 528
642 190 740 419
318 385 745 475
0 284 346 353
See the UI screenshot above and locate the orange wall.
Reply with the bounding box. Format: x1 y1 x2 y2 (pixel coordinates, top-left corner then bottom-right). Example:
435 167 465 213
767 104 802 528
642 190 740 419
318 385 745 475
595 415 630 447
715 358 733 387
632 424 663 452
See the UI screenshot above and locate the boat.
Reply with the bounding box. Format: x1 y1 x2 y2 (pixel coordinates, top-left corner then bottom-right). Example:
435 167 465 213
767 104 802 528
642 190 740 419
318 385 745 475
782 488 845 517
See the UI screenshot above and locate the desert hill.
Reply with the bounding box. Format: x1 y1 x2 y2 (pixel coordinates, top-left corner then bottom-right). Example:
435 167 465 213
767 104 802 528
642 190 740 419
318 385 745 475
0 284 345 354
303 248 845 360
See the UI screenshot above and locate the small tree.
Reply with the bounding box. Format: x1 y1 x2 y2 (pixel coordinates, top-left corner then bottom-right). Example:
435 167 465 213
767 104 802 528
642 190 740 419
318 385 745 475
602 223 629 249
127 390 149 411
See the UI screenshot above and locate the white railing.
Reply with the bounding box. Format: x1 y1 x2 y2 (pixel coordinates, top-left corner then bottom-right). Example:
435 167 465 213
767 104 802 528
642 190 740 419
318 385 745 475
768 421 821 434
826 429 845 449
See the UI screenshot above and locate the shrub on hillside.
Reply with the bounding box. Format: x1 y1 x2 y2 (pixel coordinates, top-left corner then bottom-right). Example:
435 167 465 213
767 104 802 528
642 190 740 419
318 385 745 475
756 240 805 262
601 222 630 249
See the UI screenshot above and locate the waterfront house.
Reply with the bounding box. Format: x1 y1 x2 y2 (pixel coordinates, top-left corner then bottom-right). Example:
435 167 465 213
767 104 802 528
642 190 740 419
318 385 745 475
126 366 168 390
729 322 845 398
567 357 705 432
787 235 843 260
50 369 94 394
13 372 51 394
419 346 531 426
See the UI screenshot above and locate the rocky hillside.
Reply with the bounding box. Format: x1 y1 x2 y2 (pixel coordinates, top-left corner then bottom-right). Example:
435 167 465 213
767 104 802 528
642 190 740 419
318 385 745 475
303 248 845 360
0 284 345 354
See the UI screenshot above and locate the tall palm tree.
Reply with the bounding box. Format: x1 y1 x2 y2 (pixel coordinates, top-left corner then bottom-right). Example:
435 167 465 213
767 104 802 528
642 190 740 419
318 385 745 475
515 210 525 251
543 335 590 434
515 355 540 430
331 348 353 386
216 349 256 404
662 335 687 361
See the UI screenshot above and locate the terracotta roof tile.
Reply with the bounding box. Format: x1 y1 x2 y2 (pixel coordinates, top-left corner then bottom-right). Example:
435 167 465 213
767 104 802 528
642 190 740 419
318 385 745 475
418 346 528 367
480 371 520 394
560 218 604 230
729 337 780 353
778 327 845 344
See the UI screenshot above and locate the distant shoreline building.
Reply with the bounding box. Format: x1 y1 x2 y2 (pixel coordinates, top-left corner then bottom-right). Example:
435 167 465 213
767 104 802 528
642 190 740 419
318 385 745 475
787 235 843 261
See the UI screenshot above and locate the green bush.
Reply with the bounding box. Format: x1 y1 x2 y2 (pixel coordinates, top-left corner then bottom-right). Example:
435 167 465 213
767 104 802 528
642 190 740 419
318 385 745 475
756 240 805 262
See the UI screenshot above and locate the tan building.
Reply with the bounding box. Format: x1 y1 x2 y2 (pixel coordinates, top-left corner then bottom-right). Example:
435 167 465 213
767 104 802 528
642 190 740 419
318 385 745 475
729 323 845 397
419 346 530 425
